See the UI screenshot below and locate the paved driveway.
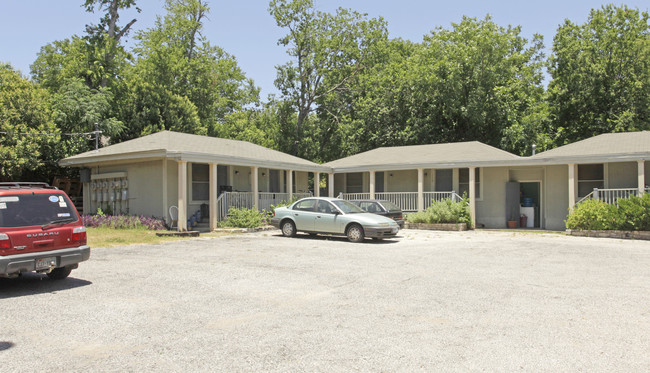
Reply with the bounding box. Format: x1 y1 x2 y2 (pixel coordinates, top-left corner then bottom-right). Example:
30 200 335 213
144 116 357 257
1 230 649 371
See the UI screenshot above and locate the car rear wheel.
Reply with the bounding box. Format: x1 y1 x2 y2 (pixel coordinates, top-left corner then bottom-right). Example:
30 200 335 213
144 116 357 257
346 224 365 243
47 266 72 280
281 220 296 237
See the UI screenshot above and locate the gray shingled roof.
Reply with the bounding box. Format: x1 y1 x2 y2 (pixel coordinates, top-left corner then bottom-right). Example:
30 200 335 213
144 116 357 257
530 131 650 163
324 141 522 172
60 131 329 172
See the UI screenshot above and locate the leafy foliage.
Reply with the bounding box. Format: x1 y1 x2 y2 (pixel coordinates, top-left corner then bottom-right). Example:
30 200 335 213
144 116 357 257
565 194 650 231
406 197 472 227
82 214 167 230
548 5 650 145
119 0 259 141
269 0 388 160
220 207 268 228
0 64 59 181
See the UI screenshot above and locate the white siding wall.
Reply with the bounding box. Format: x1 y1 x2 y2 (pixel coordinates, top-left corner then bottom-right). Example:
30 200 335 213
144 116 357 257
386 170 417 192
295 171 309 193
607 162 637 188
545 165 569 231
475 167 508 228
91 160 165 218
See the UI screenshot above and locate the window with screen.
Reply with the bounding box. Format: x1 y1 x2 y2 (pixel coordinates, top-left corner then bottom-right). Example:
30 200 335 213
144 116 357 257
192 163 209 201
459 168 480 199
577 164 604 197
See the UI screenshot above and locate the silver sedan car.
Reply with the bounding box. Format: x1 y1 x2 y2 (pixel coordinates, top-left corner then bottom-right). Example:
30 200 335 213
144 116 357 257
270 197 400 242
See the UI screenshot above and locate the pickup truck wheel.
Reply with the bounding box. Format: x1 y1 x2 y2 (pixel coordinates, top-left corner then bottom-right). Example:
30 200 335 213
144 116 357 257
281 220 296 237
346 224 365 243
47 267 72 280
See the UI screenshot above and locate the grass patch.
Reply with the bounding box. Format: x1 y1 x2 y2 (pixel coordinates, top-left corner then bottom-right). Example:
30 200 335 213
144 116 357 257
87 227 195 248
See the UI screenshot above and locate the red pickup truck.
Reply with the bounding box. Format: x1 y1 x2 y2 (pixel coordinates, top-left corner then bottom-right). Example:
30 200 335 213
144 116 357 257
0 182 90 280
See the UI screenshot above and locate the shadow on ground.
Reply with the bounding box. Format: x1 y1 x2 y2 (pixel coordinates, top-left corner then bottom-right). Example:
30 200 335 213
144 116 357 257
0 273 92 299
271 232 402 244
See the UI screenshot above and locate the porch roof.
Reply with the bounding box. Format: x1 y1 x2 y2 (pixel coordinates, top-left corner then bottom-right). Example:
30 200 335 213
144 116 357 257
60 131 330 172
530 131 650 164
323 141 522 172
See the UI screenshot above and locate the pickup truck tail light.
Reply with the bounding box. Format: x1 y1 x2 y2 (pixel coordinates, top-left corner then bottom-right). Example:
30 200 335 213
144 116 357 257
0 233 11 249
72 227 87 243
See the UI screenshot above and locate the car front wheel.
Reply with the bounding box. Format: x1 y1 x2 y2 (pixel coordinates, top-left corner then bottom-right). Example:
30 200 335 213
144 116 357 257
281 220 296 237
346 224 365 243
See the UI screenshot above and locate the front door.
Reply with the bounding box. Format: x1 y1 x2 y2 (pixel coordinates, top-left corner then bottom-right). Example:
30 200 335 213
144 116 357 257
269 170 280 193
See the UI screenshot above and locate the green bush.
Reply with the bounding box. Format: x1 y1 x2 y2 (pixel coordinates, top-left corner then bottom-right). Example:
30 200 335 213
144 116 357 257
566 194 650 231
614 193 650 231
220 207 267 228
266 197 300 219
406 197 472 228
565 199 620 230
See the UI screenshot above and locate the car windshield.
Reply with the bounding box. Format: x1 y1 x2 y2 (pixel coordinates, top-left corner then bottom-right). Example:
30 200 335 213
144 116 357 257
380 201 401 212
332 200 365 214
0 193 78 228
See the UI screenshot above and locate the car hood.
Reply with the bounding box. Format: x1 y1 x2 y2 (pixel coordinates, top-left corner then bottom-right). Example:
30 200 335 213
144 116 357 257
348 212 398 226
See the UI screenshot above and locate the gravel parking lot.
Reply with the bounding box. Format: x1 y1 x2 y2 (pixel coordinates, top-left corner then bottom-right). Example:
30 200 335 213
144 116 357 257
1 229 649 372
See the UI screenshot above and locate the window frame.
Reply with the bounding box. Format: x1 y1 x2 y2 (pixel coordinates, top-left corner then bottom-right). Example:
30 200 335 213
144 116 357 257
577 163 605 198
458 167 483 201
190 163 210 203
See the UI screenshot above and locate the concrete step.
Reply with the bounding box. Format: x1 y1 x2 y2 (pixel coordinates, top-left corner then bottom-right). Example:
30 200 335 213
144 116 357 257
192 221 211 233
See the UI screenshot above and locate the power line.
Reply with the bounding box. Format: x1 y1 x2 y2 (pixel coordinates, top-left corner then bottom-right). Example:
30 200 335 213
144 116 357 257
0 130 102 137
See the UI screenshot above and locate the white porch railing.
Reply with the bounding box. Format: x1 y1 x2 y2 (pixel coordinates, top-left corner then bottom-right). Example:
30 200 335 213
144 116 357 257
216 191 311 220
341 191 462 212
376 192 418 211
342 193 370 200
577 188 642 206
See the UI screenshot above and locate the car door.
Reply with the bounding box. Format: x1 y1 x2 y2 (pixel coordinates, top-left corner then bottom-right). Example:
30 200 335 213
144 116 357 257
313 200 341 233
291 199 317 231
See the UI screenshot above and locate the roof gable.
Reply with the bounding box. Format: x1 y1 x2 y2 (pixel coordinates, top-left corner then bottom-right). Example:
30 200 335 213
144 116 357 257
532 131 650 161
60 131 327 171
324 141 522 171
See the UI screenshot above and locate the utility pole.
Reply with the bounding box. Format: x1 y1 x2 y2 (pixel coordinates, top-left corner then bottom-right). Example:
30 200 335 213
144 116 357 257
95 122 99 150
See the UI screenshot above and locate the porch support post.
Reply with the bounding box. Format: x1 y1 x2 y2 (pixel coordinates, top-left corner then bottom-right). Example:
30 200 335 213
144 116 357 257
288 170 293 200
162 159 168 225
568 163 576 211
369 171 376 199
177 160 188 232
252 166 259 210
209 162 218 230
417 168 424 212
469 166 476 228
314 172 320 197
328 173 335 197
638 160 645 195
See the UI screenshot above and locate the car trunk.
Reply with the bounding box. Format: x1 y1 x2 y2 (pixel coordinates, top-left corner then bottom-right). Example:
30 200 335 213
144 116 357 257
0 192 82 256
3 226 77 255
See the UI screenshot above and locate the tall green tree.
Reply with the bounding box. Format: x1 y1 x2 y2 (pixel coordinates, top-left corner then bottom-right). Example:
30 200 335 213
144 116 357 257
548 5 649 145
120 0 259 139
345 16 548 156
82 0 139 89
269 0 387 159
0 64 59 181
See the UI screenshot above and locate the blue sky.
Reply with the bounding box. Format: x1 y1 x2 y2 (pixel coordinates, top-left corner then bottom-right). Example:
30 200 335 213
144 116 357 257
1 0 647 97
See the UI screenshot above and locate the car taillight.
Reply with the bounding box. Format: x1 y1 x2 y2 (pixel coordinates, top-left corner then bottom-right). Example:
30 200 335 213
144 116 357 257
0 233 11 249
72 227 87 243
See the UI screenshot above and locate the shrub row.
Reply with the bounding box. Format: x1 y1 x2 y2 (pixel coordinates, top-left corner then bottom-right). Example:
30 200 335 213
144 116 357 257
406 198 472 228
566 194 650 231
82 214 167 230
219 207 268 228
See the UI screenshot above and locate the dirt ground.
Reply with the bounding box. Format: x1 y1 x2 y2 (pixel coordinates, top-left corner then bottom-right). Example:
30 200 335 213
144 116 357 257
1 229 649 372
